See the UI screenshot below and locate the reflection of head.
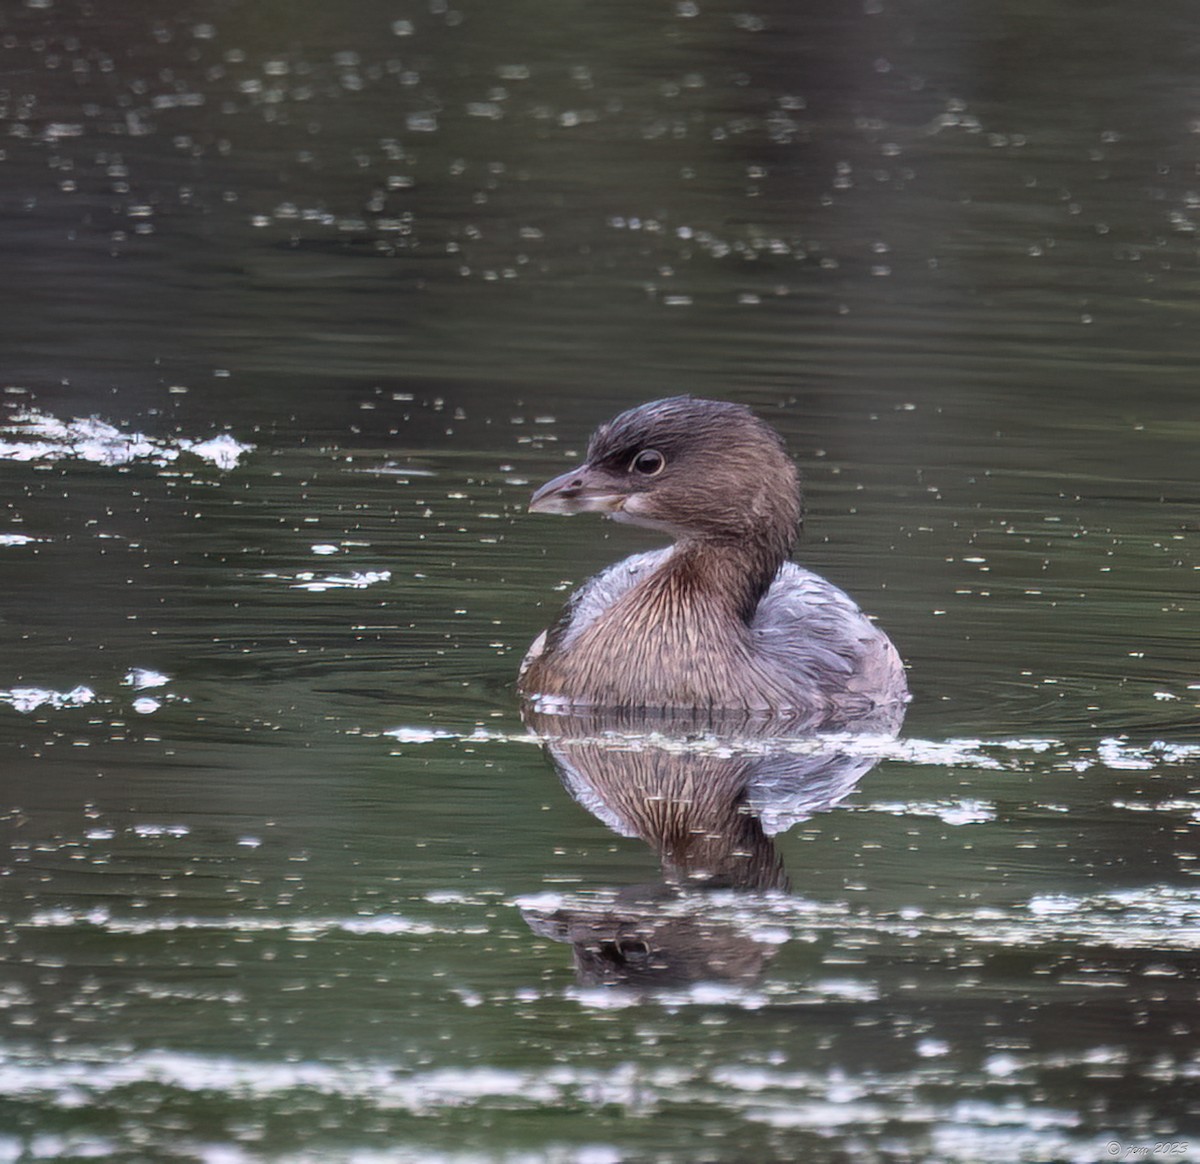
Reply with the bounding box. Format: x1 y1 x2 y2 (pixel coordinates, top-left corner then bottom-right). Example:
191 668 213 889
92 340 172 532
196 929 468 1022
523 893 777 988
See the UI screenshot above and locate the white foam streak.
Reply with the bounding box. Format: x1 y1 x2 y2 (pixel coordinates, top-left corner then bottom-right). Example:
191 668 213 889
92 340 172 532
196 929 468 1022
0 1048 1142 1164
861 798 996 825
0 1052 564 1113
289 570 391 592
123 668 171 690
1 673 184 716
0 685 96 713
380 725 1200 776
0 409 253 469
19 908 440 938
521 884 1200 955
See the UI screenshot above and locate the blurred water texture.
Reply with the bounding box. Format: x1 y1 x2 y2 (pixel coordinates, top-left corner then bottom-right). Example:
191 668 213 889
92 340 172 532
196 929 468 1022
0 0 1197 1160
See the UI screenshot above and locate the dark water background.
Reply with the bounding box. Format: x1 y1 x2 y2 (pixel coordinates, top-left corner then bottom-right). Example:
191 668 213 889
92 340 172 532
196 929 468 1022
1 1 1197 1160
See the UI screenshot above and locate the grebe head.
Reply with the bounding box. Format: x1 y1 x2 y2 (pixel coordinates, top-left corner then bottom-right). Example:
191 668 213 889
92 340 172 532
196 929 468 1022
529 396 802 549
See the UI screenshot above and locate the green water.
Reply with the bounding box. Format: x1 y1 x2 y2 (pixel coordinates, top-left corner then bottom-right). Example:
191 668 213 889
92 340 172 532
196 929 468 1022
1 0 1197 1160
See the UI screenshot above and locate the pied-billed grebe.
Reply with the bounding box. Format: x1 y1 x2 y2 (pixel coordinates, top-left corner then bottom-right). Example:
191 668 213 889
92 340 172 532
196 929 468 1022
519 396 908 717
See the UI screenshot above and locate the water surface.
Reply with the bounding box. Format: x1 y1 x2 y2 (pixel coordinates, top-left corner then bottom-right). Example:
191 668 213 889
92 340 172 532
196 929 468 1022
1 1 1197 1160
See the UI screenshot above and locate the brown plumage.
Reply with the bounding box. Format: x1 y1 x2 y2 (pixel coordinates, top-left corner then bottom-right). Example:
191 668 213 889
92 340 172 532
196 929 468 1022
520 396 907 719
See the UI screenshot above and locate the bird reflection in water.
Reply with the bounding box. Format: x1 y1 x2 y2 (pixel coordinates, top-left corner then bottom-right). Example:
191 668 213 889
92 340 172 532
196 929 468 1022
519 702 904 990
516 397 908 988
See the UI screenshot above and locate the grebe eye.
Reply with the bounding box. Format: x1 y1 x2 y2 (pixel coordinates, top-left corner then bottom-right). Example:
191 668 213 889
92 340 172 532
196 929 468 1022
631 449 665 476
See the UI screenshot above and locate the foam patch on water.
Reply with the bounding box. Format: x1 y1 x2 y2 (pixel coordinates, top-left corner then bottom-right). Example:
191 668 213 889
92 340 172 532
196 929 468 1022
809 977 880 1002
860 798 996 825
804 884 1200 952
0 408 253 469
1 671 186 716
17 907 442 939
385 726 536 747
1112 797 1200 820
926 1124 1120 1164
131 824 190 838
121 667 186 714
123 668 171 690
1095 737 1200 769
0 1047 1144 1163
387 726 1004 768
0 1133 603 1164
0 1051 557 1111
520 883 1200 958
872 737 1004 769
262 569 393 591
183 434 251 470
378 725 1200 779
387 727 460 743
0 685 96 713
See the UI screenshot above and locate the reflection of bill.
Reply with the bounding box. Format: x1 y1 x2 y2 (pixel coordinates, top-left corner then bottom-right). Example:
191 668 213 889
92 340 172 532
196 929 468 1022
519 704 904 989
523 891 782 989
